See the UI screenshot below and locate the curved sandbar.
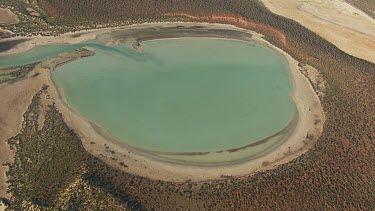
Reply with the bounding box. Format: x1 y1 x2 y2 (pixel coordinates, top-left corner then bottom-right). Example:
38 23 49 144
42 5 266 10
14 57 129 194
2 23 325 182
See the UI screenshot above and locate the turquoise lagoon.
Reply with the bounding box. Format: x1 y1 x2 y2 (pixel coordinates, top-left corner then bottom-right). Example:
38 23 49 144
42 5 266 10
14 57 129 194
2 38 295 153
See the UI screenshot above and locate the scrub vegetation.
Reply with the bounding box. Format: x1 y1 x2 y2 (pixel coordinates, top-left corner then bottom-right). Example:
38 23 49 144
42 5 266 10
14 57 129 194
0 62 38 84
2 0 374 210
345 0 375 18
5 88 139 210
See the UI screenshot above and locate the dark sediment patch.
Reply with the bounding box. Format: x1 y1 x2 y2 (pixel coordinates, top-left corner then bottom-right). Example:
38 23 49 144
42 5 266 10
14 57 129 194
0 197 10 206
110 26 253 45
132 112 298 167
0 31 13 39
70 32 85 38
0 39 29 53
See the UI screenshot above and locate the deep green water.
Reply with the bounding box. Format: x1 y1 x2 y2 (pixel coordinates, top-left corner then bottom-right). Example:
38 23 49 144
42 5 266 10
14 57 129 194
51 38 295 153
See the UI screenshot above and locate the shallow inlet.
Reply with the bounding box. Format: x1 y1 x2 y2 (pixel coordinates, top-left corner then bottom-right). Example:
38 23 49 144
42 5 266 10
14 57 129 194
51 38 295 157
0 42 96 68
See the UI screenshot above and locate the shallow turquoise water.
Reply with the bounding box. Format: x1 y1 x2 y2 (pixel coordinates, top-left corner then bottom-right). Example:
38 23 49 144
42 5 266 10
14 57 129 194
51 38 295 153
0 41 116 68
0 44 81 68
0 38 295 153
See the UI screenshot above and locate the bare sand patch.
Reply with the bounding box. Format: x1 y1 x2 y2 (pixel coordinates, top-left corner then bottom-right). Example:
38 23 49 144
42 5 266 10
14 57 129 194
0 202 6 211
261 0 375 64
0 66 47 198
0 8 19 24
26 8 40 17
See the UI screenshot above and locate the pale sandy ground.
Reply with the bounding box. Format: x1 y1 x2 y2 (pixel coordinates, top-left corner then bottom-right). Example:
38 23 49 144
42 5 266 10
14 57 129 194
0 50 79 203
261 0 375 64
0 29 104 55
0 23 325 201
1 22 187 56
0 65 47 199
0 8 19 24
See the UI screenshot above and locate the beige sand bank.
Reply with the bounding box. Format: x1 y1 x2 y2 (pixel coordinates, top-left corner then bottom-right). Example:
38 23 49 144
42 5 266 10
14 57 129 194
0 23 324 186
261 0 375 64
0 8 19 24
0 65 47 198
0 201 5 211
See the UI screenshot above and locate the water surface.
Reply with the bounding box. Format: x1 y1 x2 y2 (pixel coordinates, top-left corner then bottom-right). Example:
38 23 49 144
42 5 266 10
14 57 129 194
51 38 295 153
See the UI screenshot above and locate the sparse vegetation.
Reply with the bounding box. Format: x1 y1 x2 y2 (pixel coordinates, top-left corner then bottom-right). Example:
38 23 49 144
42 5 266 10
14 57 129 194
0 62 38 84
345 0 375 18
6 88 140 210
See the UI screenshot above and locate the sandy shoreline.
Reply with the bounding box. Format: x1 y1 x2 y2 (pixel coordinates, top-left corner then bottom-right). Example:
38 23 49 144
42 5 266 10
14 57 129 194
0 22 255 56
50 35 300 166
0 22 324 184
53 69 299 166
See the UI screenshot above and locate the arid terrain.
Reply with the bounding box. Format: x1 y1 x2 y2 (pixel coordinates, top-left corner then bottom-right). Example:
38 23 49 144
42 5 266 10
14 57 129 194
0 8 18 24
0 0 373 210
261 0 375 63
